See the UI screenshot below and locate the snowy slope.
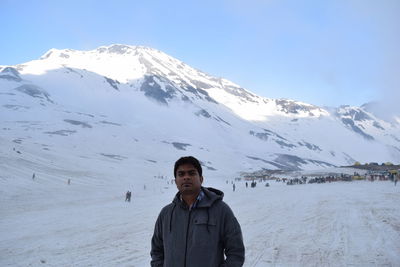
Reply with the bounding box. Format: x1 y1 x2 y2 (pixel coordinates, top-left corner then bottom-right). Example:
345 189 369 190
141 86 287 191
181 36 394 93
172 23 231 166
1 44 399 180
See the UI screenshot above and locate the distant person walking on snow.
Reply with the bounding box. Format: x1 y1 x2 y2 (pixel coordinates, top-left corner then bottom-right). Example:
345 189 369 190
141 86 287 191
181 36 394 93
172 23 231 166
125 191 131 202
32 173 35 180
233 183 236 192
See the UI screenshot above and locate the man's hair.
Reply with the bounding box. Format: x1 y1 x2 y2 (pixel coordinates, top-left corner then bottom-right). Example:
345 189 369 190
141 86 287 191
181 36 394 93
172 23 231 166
174 156 202 178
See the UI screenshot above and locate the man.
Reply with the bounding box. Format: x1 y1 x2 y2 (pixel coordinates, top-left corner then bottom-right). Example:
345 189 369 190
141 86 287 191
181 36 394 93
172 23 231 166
151 156 245 267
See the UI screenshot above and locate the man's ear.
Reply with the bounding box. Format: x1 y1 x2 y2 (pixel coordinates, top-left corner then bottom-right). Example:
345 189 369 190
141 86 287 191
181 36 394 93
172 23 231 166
200 176 204 184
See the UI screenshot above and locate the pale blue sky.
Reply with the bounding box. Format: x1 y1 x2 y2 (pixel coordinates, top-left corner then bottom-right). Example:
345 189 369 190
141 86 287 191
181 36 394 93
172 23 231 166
1 0 399 108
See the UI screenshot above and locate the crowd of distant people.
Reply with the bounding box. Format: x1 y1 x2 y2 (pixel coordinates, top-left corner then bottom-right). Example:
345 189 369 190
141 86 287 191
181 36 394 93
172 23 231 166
271 171 399 186
236 171 400 188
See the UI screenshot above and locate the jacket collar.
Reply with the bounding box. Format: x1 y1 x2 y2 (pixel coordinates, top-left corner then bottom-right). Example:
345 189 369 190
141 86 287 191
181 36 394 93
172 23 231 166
179 189 205 210
173 187 224 209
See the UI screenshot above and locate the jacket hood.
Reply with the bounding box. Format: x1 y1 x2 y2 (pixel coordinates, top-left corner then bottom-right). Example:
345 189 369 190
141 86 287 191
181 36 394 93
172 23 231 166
172 186 224 208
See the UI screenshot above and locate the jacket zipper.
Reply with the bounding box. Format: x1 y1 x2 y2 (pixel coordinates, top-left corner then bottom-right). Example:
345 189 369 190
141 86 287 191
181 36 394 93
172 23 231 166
184 209 191 267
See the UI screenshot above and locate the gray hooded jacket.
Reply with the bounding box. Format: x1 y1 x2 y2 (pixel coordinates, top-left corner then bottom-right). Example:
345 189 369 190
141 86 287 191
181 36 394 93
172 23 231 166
151 187 245 267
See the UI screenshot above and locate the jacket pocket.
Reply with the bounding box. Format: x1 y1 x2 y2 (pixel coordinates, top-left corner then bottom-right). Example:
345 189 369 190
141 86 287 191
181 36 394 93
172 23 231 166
192 218 217 248
193 217 217 240
193 217 216 226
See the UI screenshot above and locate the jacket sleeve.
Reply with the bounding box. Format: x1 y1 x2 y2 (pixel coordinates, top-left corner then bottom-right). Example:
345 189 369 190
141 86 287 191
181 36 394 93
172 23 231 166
221 205 245 267
150 211 164 267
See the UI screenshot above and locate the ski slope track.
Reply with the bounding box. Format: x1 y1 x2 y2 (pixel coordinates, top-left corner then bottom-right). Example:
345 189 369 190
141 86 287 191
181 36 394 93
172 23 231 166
1 44 400 266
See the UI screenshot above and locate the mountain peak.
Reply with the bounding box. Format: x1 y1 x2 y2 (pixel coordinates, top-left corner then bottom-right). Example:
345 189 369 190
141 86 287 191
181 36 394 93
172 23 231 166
39 44 162 61
95 44 159 55
97 44 134 54
40 48 77 60
30 44 332 119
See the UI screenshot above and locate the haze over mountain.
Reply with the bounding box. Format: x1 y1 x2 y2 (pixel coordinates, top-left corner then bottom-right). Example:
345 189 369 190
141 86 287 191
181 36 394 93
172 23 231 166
1 44 399 180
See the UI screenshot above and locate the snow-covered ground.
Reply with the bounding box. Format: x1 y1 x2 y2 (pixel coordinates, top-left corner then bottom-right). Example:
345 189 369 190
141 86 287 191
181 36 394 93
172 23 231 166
1 168 399 267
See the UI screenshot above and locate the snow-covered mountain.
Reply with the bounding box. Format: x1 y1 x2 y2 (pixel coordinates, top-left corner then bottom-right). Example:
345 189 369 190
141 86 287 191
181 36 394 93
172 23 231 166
1 44 399 181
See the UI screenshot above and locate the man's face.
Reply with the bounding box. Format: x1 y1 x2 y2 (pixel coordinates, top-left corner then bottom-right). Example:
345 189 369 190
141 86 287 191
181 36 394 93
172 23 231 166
175 163 203 195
